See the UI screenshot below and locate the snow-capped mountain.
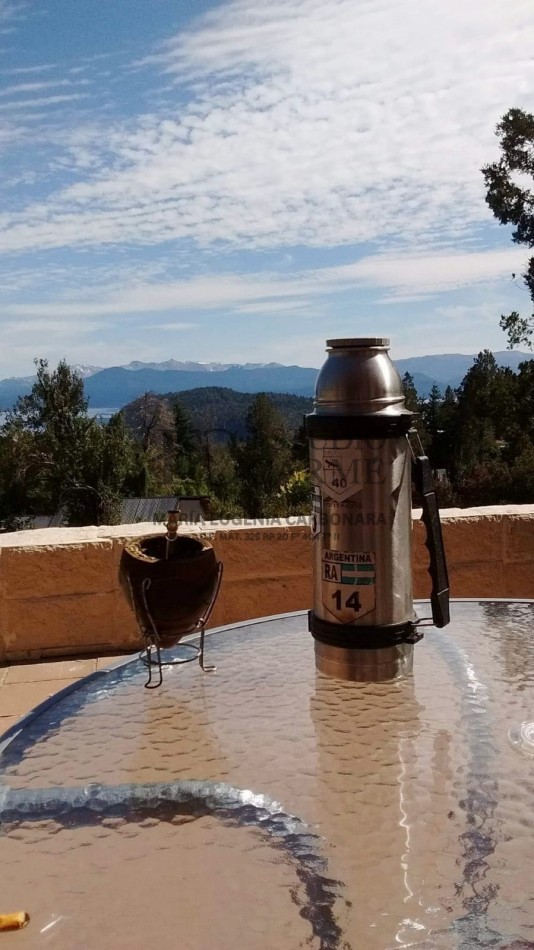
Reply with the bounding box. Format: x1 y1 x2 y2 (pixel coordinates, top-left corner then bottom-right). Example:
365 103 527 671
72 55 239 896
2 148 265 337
120 360 283 372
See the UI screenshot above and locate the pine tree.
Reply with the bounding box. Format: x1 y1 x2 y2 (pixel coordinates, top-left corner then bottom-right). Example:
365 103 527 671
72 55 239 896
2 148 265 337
482 108 534 347
456 351 514 469
401 372 419 412
174 399 202 484
401 372 428 448
234 394 292 517
435 386 460 476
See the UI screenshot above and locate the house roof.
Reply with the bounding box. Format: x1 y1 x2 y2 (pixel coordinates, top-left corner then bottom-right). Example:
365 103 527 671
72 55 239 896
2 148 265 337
30 496 211 528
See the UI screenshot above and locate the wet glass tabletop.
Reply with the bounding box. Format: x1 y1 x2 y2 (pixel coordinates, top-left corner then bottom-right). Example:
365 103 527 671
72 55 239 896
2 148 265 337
0 601 533 950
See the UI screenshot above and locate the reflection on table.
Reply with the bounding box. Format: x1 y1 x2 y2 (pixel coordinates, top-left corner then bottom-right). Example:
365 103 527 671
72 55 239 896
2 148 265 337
0 601 533 949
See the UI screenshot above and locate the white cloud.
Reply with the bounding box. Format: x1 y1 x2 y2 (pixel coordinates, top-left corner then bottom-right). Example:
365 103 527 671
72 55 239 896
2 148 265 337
319 247 529 296
1 318 102 336
2 273 314 318
2 247 527 321
0 78 77 96
1 62 57 74
146 321 197 330
0 93 86 110
235 299 313 315
0 0 533 254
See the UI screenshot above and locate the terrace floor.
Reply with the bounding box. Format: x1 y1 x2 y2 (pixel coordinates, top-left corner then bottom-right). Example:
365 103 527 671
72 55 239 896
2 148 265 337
0 655 129 735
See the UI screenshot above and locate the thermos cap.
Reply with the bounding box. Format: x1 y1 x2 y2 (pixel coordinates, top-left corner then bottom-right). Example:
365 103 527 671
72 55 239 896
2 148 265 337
326 337 390 349
312 335 406 417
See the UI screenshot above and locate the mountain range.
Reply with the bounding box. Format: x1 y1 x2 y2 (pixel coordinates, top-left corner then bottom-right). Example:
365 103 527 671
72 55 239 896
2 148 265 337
0 352 532 410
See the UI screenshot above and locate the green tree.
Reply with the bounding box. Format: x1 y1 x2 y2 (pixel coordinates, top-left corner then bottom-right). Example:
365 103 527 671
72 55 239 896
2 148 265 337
509 443 534 502
401 372 419 412
455 459 513 507
421 383 441 457
433 385 460 476
455 351 518 471
1 359 91 518
204 443 242 514
515 359 534 443
14 357 88 431
423 384 442 434
421 384 458 474
0 420 35 531
174 399 204 486
1 360 138 527
62 412 138 526
482 107 534 348
291 421 309 467
401 371 428 448
234 393 292 517
456 351 500 467
278 468 311 515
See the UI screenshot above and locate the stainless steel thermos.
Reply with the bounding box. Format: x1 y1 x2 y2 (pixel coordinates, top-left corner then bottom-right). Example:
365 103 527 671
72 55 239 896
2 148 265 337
306 338 449 681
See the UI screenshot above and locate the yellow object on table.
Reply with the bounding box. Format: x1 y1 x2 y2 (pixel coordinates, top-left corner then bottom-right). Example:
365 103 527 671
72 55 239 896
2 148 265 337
0 912 29 931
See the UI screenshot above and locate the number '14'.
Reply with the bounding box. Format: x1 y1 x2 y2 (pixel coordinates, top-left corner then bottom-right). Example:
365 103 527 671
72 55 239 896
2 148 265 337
332 590 361 611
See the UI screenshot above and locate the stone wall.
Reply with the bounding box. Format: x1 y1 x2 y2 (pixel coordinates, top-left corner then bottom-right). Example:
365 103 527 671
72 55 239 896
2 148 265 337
1 506 533 661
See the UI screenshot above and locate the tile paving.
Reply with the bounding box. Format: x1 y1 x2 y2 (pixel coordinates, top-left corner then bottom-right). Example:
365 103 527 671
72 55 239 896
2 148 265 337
0 655 130 736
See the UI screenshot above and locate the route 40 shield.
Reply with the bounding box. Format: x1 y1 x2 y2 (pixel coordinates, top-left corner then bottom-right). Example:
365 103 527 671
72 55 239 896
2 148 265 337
320 445 363 502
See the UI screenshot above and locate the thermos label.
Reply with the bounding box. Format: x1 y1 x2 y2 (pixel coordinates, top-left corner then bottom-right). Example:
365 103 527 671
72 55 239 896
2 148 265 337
321 549 376 621
312 442 386 504
319 445 364 502
321 446 362 501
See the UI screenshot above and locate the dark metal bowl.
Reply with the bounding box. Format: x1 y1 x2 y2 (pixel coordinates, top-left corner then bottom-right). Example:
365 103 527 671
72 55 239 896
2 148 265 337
119 535 220 647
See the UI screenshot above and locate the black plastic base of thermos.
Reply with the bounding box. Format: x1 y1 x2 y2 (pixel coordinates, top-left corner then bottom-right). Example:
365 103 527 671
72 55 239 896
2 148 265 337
305 413 413 439
308 611 424 649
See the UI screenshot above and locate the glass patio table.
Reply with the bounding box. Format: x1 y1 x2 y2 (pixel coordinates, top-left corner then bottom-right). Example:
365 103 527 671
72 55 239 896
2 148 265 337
0 600 533 950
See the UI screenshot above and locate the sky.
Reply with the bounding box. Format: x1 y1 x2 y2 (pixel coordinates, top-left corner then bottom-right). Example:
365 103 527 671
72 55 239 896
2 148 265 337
0 0 533 377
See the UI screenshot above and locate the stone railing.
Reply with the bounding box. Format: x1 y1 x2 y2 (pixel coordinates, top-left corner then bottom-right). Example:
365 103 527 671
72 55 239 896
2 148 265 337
1 506 533 661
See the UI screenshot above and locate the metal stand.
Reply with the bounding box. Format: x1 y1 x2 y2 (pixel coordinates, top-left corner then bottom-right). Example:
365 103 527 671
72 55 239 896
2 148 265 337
128 563 223 689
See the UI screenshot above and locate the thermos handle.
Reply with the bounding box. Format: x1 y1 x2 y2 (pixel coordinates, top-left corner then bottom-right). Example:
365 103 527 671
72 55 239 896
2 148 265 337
412 455 450 628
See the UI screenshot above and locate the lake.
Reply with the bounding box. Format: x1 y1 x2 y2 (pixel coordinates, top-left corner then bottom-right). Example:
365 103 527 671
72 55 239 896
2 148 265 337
0 407 120 425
